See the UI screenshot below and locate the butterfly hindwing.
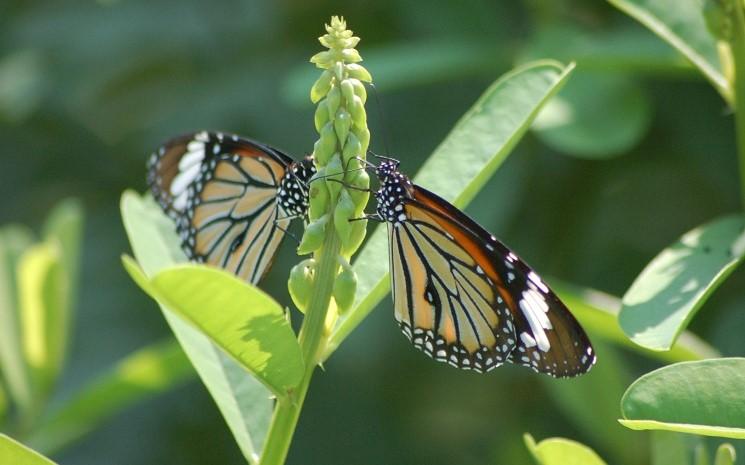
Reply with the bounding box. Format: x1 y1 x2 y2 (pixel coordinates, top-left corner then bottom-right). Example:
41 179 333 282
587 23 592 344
147 131 308 285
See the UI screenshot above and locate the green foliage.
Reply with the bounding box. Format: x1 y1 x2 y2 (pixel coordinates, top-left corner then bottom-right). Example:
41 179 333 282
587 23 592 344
524 434 608 465
0 434 56 465
620 215 745 351
607 0 733 102
120 191 272 463
124 262 304 399
620 358 745 439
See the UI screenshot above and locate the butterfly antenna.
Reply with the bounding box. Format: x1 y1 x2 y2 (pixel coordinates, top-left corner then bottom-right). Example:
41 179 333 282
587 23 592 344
369 82 393 157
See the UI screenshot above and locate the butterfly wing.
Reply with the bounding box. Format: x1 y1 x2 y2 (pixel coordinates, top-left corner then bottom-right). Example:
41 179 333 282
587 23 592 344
400 185 595 378
147 131 294 284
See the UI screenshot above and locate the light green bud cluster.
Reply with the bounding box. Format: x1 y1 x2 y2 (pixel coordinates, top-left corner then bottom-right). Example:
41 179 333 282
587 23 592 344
289 16 371 315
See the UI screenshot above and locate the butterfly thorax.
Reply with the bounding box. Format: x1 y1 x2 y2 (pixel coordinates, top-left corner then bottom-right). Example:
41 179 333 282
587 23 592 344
375 161 413 224
277 157 316 217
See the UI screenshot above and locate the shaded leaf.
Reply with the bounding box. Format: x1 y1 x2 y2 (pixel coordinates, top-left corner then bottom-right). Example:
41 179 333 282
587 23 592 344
27 339 193 455
0 226 34 416
652 431 696 465
620 215 745 351
0 434 56 465
146 265 304 398
120 191 273 464
607 0 731 102
324 60 576 359
524 434 608 465
532 71 651 158
715 444 736 465
620 358 745 439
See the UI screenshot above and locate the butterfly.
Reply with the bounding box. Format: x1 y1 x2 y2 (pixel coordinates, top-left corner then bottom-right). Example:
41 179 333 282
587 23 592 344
147 130 315 284
371 157 595 377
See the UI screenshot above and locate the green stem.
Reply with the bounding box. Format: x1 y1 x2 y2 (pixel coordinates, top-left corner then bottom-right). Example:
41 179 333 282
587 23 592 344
732 1 745 209
259 231 340 465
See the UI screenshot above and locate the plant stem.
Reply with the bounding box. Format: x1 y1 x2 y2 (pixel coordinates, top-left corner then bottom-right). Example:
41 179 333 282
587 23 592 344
259 231 340 465
732 1 745 209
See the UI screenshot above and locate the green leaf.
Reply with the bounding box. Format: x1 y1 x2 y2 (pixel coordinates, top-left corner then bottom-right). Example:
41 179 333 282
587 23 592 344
27 339 193 455
17 241 65 398
0 226 34 416
607 0 732 103
554 281 718 363
652 431 696 465
120 191 273 464
0 435 56 465
715 444 736 465
145 265 304 398
620 215 745 351
524 434 608 465
542 342 643 465
531 71 652 158
620 358 745 439
324 60 576 359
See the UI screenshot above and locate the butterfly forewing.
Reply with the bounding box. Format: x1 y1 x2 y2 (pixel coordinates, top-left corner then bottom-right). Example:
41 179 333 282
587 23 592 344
147 131 312 285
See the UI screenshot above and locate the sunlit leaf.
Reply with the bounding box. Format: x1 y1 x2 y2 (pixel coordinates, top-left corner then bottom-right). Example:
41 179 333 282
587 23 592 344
17 241 64 398
620 358 745 439
620 215 745 351
324 60 576 359
532 71 651 158
0 226 34 416
142 265 304 398
0 434 56 465
27 339 193 455
607 0 731 103
524 434 608 465
120 191 274 464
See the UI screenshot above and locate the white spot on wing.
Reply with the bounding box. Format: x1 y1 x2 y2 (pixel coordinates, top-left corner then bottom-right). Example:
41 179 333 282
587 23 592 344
519 289 552 352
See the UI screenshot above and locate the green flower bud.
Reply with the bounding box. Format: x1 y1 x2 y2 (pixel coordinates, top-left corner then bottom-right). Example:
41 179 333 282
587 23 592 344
324 153 344 200
297 214 329 255
352 79 367 103
288 258 316 313
326 86 341 120
311 70 334 104
341 49 362 64
333 61 345 82
314 122 336 165
341 132 362 164
314 101 330 132
334 109 352 148
340 79 356 104
346 63 372 83
345 168 370 214
310 51 333 68
340 219 367 258
333 189 356 246
333 257 357 313
308 170 330 220
348 95 367 131
357 126 371 153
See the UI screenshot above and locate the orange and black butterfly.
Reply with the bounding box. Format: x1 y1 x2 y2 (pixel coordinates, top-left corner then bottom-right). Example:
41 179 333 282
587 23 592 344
372 158 595 377
147 131 315 284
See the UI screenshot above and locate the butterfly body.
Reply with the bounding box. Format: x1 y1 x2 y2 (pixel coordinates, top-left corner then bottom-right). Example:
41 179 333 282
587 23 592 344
374 159 595 377
147 131 315 284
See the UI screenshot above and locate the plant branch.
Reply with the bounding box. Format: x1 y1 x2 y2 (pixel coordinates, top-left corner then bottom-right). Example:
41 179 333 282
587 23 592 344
732 1 745 209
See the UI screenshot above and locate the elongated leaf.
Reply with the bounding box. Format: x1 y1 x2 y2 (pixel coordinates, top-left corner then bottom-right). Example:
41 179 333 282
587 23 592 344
607 0 731 103
0 434 56 465
324 60 576 359
0 226 34 416
555 282 718 362
17 241 64 398
715 444 736 465
620 215 745 351
620 358 745 439
40 198 83 380
27 339 193 455
139 264 303 397
120 191 273 464
524 434 608 465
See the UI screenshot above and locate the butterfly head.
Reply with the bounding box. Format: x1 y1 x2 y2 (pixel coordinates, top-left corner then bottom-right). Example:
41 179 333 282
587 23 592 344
278 157 316 216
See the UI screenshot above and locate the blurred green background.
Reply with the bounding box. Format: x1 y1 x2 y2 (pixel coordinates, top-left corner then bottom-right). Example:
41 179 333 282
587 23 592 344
1 0 743 464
